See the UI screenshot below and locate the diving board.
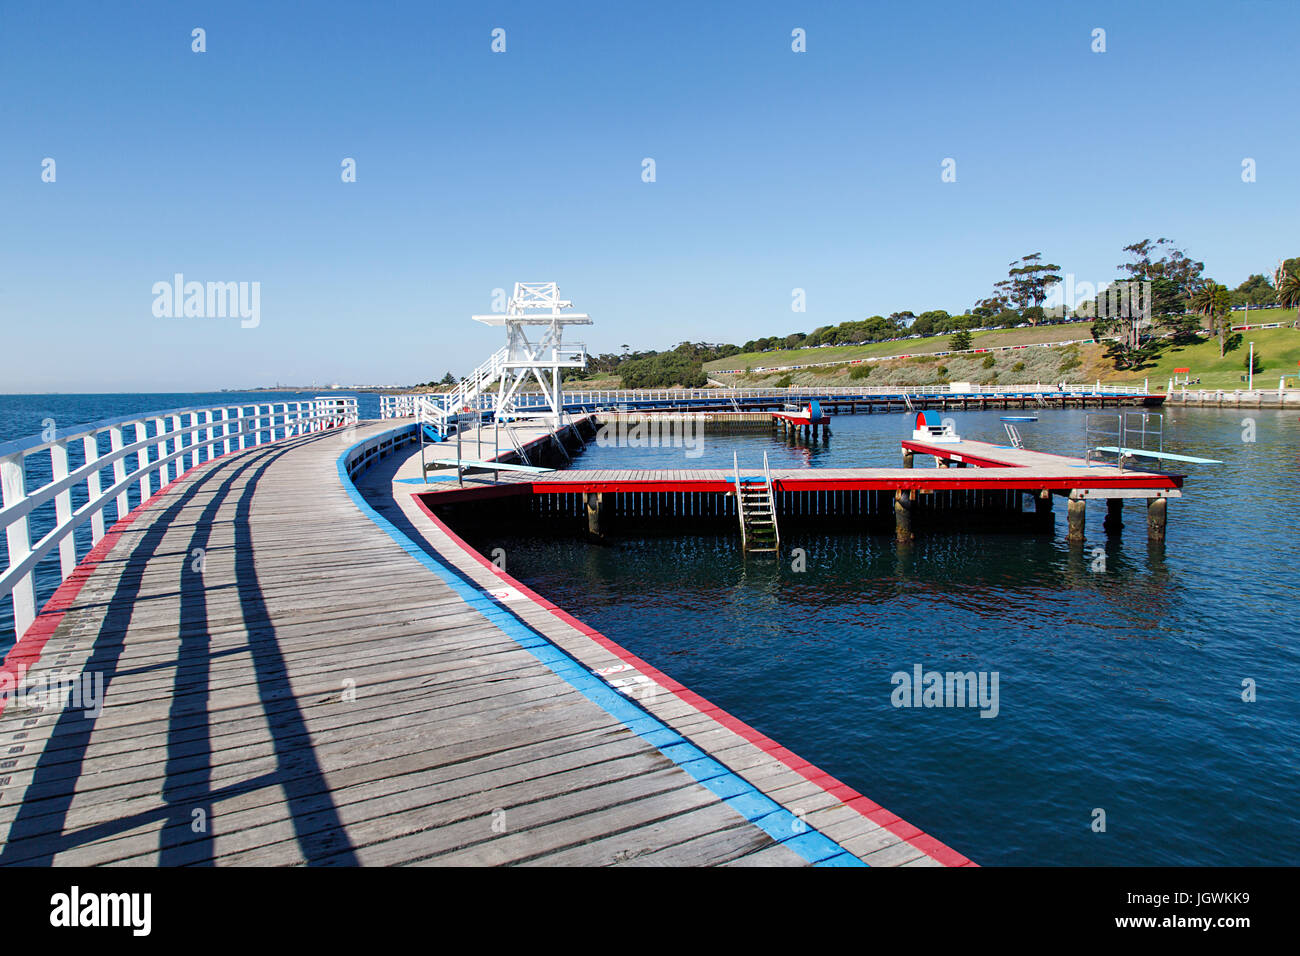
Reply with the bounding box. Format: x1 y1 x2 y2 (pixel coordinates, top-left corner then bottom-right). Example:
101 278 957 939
427 457 556 474
1092 446 1223 465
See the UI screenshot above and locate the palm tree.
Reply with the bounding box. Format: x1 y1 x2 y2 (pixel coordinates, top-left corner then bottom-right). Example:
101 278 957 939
1275 262 1300 328
1190 280 1233 356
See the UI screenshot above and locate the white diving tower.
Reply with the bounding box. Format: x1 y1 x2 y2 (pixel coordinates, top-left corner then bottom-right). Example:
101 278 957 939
417 282 591 436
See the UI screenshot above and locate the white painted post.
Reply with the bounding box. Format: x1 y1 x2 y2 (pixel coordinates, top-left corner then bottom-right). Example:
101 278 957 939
236 407 247 450
135 421 153 501
1 454 36 636
195 412 208 468
170 414 185 475
221 408 232 455
110 426 129 520
84 433 105 543
50 440 76 578
154 417 169 486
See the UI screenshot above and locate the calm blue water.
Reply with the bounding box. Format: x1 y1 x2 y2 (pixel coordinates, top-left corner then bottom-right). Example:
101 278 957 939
0 392 381 650
458 407 1300 866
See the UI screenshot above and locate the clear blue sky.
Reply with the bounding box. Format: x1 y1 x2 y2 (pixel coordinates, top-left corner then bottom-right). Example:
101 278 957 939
1 0 1295 391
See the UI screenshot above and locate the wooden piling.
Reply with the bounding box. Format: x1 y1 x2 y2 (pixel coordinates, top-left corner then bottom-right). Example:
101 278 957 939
1066 496 1086 542
894 489 914 541
1147 496 1167 542
585 491 605 538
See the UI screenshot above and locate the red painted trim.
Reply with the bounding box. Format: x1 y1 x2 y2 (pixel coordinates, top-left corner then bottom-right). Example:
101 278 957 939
0 430 306 717
771 413 830 425
419 472 1181 497
410 491 975 867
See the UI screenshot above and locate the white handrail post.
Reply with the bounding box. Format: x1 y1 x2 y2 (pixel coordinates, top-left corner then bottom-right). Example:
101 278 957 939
135 421 153 501
183 412 196 471
171 413 188 474
50 440 77 577
1 453 36 635
236 407 247 450
197 411 210 467
83 433 106 543
110 426 129 520
154 417 169 487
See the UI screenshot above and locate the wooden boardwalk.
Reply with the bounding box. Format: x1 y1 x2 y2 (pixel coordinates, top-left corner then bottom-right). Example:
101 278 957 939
0 423 968 866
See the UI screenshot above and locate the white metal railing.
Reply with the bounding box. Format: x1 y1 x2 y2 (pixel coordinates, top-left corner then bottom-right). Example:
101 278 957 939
380 394 422 418
1 397 357 641
380 381 1149 417
1084 410 1163 471
379 379 1149 421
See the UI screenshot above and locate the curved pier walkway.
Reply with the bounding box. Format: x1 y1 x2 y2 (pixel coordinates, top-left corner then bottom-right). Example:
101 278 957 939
0 423 968 866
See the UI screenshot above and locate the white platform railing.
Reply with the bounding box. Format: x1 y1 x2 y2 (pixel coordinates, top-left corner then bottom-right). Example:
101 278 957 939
382 382 1148 417
1 397 357 642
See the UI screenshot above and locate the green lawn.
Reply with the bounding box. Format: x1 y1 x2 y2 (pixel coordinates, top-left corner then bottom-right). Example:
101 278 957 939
1114 322 1300 391
704 322 1100 373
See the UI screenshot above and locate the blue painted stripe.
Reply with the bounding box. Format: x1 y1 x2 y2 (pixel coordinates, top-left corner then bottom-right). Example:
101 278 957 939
337 427 865 867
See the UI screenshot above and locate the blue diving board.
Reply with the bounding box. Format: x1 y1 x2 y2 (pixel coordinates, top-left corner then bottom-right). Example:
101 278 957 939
427 458 555 474
1094 446 1223 464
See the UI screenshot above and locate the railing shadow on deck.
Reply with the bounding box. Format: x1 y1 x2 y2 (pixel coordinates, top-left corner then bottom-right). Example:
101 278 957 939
0 435 358 866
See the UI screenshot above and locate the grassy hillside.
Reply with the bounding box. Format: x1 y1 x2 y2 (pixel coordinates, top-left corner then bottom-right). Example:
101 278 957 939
704 322 1100 373
704 308 1299 390
713 342 1112 389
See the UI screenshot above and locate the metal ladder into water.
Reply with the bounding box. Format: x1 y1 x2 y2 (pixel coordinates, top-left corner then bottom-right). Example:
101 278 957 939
734 451 781 554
